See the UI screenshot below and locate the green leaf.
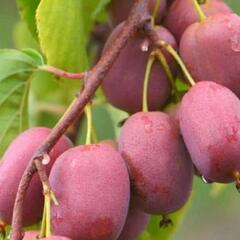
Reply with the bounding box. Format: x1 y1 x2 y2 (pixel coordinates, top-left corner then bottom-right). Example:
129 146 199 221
30 71 70 127
36 0 96 104
22 48 44 65
91 0 111 21
13 21 40 50
0 224 10 240
0 49 43 156
36 0 111 105
36 0 111 70
36 0 88 72
16 0 40 39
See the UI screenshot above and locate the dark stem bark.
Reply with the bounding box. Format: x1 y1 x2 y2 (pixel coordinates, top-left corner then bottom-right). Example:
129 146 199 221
143 21 170 49
10 1 151 239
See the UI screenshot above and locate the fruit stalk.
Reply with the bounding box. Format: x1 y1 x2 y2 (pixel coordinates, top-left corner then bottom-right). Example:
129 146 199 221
35 158 58 238
192 0 207 22
156 49 176 94
10 1 151 239
142 52 155 112
144 22 196 86
152 0 161 22
84 104 93 145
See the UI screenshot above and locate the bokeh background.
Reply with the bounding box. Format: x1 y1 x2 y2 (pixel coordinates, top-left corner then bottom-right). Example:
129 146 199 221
0 1 240 240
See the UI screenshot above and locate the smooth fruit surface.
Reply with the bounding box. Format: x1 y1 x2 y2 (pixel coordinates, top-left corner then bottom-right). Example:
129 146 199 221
118 202 149 240
0 127 72 226
100 139 118 149
103 23 176 113
164 0 232 42
23 231 72 240
119 112 193 214
179 81 240 183
50 144 130 240
180 13 240 97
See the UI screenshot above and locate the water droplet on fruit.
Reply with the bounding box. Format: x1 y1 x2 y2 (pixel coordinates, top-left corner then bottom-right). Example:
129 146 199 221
230 34 240 52
141 44 149 52
144 123 152 133
42 154 50 165
141 39 149 52
201 176 212 184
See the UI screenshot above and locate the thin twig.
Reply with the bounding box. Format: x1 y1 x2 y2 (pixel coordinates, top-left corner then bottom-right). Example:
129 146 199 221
38 65 87 80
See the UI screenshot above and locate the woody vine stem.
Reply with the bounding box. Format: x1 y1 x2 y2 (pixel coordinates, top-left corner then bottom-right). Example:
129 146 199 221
10 0 152 239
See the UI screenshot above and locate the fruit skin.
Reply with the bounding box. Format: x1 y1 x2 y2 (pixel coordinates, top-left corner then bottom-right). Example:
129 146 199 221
102 23 177 114
100 140 118 150
117 202 149 240
50 144 130 240
119 112 193 214
108 0 167 27
0 127 73 226
164 0 232 42
42 237 72 240
23 231 72 240
180 13 240 98
179 81 240 183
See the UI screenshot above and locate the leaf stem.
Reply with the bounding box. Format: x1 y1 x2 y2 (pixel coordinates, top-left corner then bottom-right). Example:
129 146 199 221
38 65 86 80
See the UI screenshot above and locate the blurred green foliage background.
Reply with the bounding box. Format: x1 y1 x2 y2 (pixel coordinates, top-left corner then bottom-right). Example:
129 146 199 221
0 0 240 240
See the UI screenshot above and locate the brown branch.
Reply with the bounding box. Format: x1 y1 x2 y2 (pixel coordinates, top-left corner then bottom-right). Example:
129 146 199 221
142 21 160 46
143 21 176 51
10 1 151 239
34 157 51 196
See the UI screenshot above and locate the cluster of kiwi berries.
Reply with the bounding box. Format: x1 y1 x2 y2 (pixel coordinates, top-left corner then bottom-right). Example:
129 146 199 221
1 0 240 239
